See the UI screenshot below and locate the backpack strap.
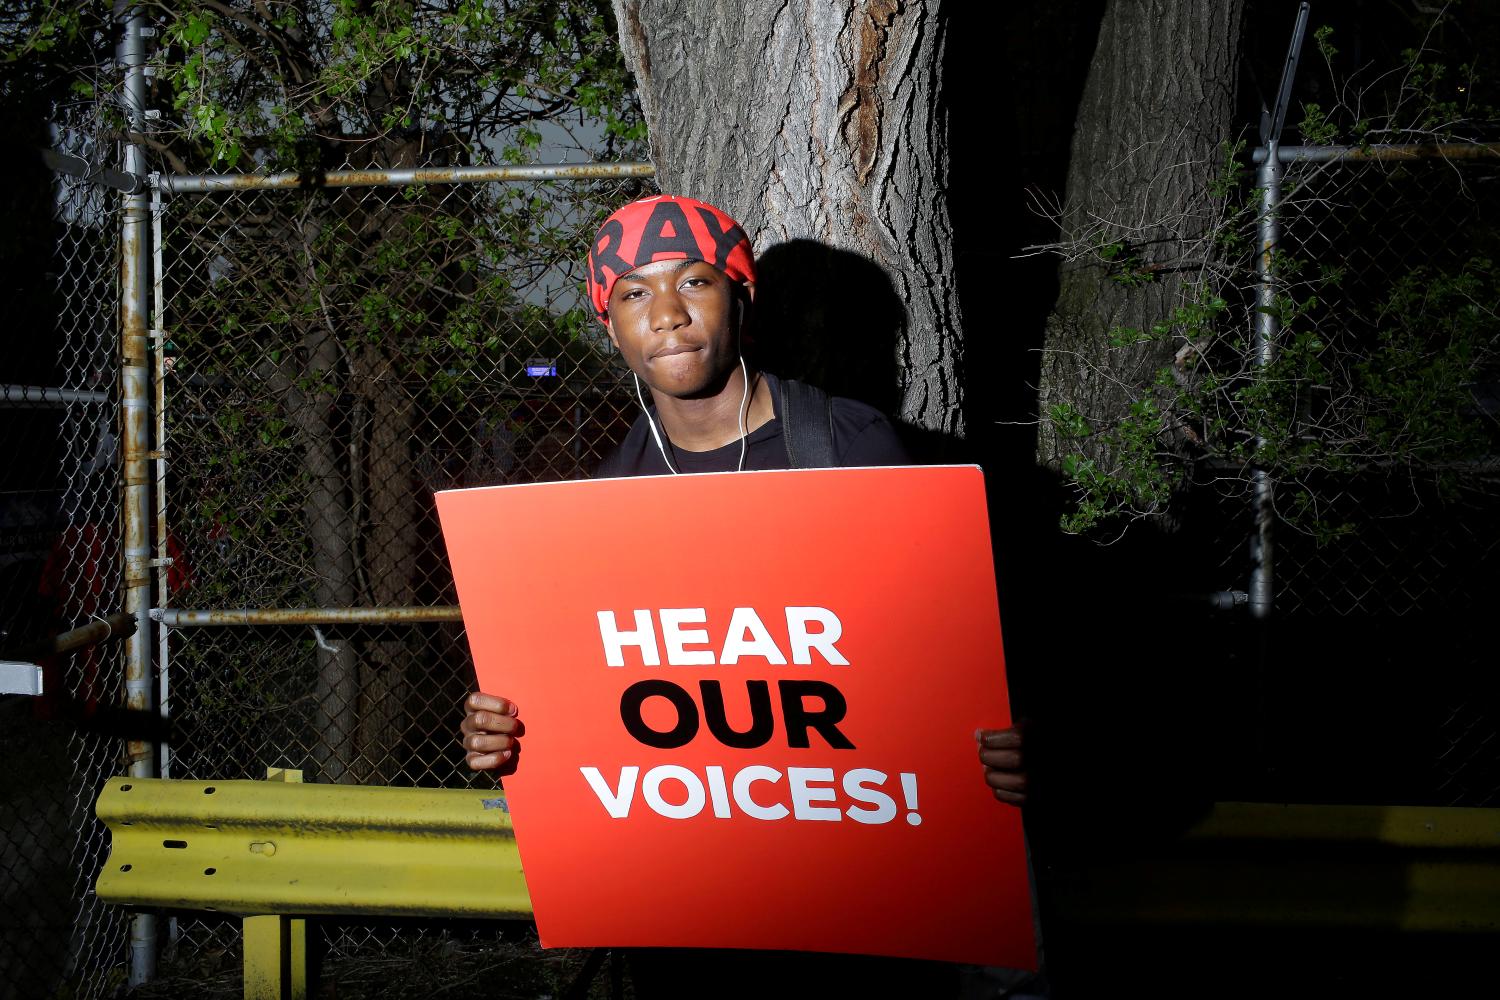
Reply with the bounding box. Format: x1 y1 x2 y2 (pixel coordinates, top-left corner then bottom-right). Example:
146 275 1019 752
779 378 837 469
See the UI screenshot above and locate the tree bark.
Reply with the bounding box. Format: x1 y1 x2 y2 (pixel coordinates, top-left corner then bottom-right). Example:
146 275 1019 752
613 0 964 438
279 215 360 784
1037 0 1245 470
353 346 417 784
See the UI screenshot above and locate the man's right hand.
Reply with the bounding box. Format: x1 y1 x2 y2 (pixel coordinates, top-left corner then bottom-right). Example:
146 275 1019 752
460 692 521 771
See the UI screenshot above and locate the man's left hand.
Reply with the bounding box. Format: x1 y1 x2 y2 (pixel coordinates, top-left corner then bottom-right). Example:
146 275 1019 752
977 726 1028 806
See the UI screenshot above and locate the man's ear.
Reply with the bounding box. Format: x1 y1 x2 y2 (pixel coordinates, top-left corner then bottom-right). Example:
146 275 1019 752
603 317 619 350
736 281 755 328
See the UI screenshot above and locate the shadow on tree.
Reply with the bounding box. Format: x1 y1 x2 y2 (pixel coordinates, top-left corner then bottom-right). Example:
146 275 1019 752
749 240 903 413
750 238 967 461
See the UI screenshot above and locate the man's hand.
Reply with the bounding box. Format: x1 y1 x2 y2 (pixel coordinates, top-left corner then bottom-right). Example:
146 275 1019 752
460 692 522 771
977 726 1027 806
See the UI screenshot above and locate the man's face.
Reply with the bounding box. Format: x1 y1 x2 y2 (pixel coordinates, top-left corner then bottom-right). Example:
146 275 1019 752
604 258 751 400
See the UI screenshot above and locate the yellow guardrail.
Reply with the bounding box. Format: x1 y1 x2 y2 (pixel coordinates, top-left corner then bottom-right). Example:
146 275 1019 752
95 783 1498 998
95 770 529 918
95 768 531 999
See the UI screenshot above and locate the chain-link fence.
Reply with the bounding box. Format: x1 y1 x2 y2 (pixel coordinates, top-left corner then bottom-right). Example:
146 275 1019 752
152 164 654 967
159 168 655 785
1254 149 1500 808
0 115 134 998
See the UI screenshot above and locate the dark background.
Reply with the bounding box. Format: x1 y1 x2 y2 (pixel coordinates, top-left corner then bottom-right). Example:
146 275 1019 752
942 0 1498 810
944 3 1498 993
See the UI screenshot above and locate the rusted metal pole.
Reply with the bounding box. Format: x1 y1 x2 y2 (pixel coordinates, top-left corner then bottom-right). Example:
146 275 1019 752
152 606 463 627
2 612 137 662
1253 142 1500 164
150 177 172 780
162 161 655 195
119 7 157 986
59 612 138 654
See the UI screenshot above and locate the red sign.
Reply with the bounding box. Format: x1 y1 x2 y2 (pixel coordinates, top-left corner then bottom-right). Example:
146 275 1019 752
436 466 1035 969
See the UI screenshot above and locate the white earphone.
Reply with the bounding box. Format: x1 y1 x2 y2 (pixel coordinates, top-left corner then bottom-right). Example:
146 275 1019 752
634 356 752 475
634 289 752 474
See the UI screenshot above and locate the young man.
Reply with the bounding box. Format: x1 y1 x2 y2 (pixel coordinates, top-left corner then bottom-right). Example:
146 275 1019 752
460 194 1032 994
461 194 1026 804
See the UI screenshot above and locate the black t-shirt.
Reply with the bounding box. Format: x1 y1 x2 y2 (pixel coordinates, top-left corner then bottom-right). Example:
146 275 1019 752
595 371 910 476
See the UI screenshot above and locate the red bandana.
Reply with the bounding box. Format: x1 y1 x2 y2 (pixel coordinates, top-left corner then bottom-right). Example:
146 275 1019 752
586 195 756 321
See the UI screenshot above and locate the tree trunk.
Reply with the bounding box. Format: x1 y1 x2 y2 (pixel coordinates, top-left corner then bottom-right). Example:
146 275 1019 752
1037 0 1245 470
277 217 360 784
613 0 964 438
353 346 417 784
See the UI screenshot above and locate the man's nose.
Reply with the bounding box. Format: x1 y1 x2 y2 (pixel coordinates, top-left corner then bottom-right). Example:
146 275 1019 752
650 289 689 331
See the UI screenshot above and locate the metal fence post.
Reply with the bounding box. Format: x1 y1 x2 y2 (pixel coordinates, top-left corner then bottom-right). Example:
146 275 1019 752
1249 142 1282 621
119 6 158 986
151 175 172 782
1246 2 1307 621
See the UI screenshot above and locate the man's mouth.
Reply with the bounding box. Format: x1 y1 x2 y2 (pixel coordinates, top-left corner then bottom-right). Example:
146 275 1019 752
652 344 701 359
